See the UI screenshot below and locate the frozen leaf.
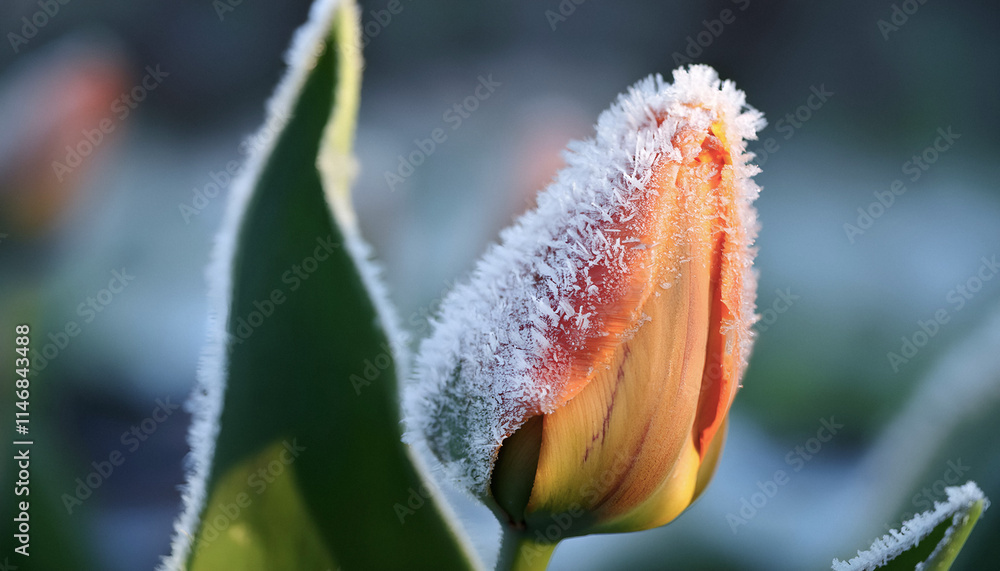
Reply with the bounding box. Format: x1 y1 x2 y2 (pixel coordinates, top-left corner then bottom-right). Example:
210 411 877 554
832 481 989 571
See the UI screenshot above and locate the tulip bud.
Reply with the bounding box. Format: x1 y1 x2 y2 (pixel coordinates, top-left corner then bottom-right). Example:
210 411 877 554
408 65 763 550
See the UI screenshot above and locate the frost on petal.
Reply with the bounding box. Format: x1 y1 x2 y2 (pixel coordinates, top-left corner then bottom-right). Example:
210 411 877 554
831 481 990 571
405 65 766 495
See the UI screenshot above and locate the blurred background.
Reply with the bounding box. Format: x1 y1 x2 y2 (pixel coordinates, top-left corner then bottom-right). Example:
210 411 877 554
1 0 998 569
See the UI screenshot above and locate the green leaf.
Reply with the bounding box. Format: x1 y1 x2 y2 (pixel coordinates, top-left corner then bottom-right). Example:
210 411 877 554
186 441 335 570
919 498 984 571
832 482 988 571
163 1 479 569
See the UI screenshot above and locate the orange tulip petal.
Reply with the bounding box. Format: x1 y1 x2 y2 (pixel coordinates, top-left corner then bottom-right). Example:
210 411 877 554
525 123 739 531
408 66 763 502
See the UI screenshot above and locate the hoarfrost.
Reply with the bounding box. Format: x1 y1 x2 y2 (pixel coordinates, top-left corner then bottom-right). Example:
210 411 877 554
832 481 989 571
156 0 420 567
405 65 765 496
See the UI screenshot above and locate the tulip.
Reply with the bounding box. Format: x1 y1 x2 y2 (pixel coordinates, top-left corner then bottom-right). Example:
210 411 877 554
408 65 764 569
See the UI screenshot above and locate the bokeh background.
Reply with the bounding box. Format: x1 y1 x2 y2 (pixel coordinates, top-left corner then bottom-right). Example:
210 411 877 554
1 0 999 569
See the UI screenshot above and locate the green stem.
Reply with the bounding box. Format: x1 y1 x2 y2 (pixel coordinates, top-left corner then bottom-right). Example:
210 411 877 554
496 527 556 571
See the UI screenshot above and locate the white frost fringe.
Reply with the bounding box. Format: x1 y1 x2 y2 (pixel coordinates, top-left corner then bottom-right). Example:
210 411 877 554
159 1 354 568
405 65 765 496
832 481 989 571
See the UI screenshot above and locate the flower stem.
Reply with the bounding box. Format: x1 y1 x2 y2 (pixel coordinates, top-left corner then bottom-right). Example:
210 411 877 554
496 527 556 571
